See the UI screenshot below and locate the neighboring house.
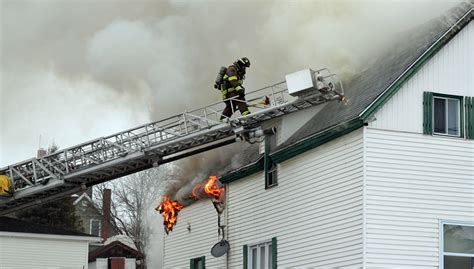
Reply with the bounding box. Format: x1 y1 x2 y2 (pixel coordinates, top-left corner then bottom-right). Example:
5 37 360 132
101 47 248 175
88 236 145 269
0 216 100 269
162 4 473 269
74 188 119 239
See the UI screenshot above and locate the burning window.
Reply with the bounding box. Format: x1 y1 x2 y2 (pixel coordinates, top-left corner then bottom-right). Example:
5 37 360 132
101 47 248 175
157 196 184 234
157 175 225 233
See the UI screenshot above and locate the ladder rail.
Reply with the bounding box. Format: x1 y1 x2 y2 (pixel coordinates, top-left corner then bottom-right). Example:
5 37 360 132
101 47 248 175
0 68 344 212
0 82 291 194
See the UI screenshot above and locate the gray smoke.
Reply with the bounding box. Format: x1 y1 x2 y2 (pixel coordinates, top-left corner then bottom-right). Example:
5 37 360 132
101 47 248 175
1 0 463 267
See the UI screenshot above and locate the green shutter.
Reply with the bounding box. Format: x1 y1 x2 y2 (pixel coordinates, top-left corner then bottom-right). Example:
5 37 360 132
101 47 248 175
190 256 205 269
243 245 248 269
466 97 474 140
423 91 433 135
272 237 277 269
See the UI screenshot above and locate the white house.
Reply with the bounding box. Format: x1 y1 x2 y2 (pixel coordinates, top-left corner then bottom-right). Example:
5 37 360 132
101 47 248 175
0 216 100 269
162 4 473 269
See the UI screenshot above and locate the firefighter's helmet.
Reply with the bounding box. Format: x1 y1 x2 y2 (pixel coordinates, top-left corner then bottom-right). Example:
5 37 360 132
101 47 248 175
238 57 250 68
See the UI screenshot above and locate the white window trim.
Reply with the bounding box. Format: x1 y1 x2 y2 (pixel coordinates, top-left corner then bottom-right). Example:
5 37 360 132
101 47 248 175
432 96 461 137
439 220 474 269
247 239 272 269
90 218 101 237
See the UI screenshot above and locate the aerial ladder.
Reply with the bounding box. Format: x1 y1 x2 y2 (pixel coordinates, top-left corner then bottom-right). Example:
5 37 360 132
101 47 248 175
0 68 345 215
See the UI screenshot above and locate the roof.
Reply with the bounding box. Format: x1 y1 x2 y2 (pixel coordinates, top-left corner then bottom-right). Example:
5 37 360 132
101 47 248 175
0 216 95 237
88 240 144 262
221 2 473 183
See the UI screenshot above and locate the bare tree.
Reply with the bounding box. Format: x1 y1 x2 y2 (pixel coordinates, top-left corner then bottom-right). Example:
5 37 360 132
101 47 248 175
94 167 168 255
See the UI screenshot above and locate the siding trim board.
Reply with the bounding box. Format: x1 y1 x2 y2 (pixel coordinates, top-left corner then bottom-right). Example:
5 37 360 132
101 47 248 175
360 8 473 122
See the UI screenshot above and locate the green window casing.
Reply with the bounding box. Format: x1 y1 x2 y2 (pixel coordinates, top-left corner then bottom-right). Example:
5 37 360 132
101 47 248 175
423 91 434 135
272 237 277 269
190 256 205 269
465 96 474 140
243 244 248 269
424 92 470 138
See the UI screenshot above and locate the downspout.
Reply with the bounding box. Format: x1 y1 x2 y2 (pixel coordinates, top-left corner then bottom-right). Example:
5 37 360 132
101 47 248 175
225 184 229 269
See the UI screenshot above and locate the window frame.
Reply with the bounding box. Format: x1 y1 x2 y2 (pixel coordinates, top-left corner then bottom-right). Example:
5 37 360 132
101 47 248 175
431 93 464 137
247 240 273 269
90 218 101 237
439 220 474 269
190 256 205 269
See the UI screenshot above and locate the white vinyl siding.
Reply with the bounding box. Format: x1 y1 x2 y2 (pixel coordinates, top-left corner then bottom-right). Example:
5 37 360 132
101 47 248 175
228 129 364 268
369 21 474 133
0 235 90 269
162 199 226 268
365 128 474 268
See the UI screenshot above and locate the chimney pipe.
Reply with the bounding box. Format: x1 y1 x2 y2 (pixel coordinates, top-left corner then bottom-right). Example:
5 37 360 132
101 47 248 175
37 148 47 158
102 189 111 241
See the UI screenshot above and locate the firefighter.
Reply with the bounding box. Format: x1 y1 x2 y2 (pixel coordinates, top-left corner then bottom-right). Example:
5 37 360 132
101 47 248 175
219 57 251 120
0 174 13 197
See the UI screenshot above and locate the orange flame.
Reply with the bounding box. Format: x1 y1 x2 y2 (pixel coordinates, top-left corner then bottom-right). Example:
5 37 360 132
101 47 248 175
191 184 202 200
204 175 224 200
156 195 184 232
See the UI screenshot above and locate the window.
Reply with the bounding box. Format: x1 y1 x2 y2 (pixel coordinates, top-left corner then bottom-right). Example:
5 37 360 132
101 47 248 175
190 256 205 269
433 96 461 136
264 135 278 188
423 92 469 137
90 219 101 236
440 221 474 269
244 238 276 269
